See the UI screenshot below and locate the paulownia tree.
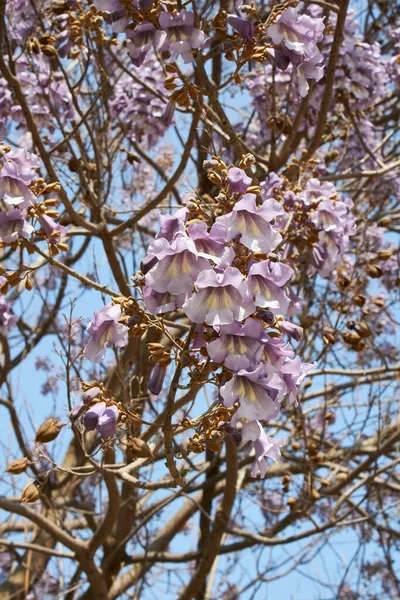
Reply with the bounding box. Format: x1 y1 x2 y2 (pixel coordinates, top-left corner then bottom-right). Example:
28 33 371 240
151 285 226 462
0 0 399 598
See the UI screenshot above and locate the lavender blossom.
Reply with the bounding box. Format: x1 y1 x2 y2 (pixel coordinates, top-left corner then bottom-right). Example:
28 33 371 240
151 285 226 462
0 148 39 207
227 14 255 41
0 208 33 243
145 234 212 296
83 303 128 363
38 214 67 244
0 293 18 334
182 267 254 326
207 318 265 371
148 363 167 395
215 194 284 253
244 260 294 314
187 221 227 257
227 167 252 194
220 364 284 421
159 10 208 62
96 405 119 437
241 420 284 478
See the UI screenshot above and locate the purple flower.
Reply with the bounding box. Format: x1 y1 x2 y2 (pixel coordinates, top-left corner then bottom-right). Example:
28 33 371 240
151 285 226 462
261 335 294 367
244 260 294 314
215 194 284 253
220 364 283 421
295 48 325 96
187 221 227 257
82 386 101 404
148 363 167 395
227 167 252 194
0 148 39 207
156 207 187 242
83 303 128 363
267 7 325 97
159 10 208 62
143 286 187 315
109 54 170 149
0 208 33 243
144 234 212 296
182 267 254 326
207 318 265 371
241 420 284 478
260 172 283 199
280 356 314 405
83 402 119 437
69 402 85 422
310 198 349 232
0 293 18 334
97 405 119 437
279 319 303 342
127 23 167 66
84 401 106 431
267 8 325 52
38 214 67 244
227 14 255 41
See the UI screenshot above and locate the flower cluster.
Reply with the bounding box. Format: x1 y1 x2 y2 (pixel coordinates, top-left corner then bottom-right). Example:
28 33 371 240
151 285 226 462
266 7 325 97
109 54 170 148
259 173 356 279
70 383 121 438
0 145 68 252
95 1 208 66
0 147 37 244
133 159 314 477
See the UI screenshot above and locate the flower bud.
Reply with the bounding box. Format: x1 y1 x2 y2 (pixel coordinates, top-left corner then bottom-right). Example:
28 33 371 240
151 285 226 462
6 457 31 474
35 419 64 443
21 481 41 503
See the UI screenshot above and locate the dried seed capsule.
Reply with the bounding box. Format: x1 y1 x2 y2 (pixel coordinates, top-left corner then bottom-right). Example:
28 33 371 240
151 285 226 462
21 481 41 503
35 419 64 443
6 457 31 474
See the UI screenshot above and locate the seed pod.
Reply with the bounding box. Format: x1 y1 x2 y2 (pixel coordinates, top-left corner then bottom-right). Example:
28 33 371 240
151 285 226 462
42 45 58 58
367 264 383 278
377 216 391 227
21 481 41 503
25 278 33 291
352 294 366 306
311 489 321 500
377 249 393 260
129 437 153 458
291 442 301 451
6 457 31 474
336 472 348 482
35 419 64 443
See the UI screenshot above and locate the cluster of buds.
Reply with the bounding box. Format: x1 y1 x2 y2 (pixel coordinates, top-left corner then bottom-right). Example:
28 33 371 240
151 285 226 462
71 381 126 438
183 404 237 454
26 33 57 58
63 3 109 59
0 267 34 293
148 342 173 368
27 197 69 255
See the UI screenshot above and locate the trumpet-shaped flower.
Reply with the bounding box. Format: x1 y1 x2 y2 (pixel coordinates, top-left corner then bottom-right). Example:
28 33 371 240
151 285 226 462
215 194 284 253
